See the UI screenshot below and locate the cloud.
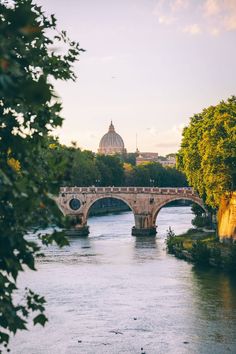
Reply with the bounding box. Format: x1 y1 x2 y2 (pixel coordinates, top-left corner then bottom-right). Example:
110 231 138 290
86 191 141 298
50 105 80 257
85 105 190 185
158 15 176 25
224 13 236 31
203 0 236 32
152 0 236 35
203 0 221 17
171 0 189 12
209 27 220 36
152 1 176 25
147 123 185 151
183 23 201 35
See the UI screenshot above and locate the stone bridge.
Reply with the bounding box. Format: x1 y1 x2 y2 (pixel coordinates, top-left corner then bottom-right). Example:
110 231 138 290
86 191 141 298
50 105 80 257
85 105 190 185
57 186 206 236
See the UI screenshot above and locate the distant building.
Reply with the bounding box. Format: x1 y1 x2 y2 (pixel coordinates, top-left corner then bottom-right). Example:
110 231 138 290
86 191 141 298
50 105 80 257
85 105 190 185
136 152 159 165
98 122 126 155
158 156 176 168
136 151 176 167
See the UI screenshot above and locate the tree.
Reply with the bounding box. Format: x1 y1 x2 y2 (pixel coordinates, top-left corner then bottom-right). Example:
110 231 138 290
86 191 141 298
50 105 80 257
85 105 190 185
124 162 187 187
177 97 236 208
96 155 125 186
0 0 83 348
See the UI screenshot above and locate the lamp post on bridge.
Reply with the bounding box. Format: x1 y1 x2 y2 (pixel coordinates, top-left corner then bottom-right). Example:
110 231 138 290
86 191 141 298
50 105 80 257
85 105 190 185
95 179 101 187
150 179 155 187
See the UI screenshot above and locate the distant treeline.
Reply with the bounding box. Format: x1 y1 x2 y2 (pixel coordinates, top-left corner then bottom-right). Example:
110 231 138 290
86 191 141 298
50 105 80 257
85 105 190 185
45 141 187 187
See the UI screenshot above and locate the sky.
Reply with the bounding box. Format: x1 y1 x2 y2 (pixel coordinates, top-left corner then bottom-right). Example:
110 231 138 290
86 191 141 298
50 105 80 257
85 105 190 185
39 0 236 155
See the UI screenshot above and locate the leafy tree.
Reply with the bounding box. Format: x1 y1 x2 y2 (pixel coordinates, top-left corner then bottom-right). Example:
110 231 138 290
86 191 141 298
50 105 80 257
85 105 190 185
166 153 176 159
190 203 213 229
96 155 125 186
121 152 137 166
177 97 236 208
54 144 99 186
0 0 83 348
124 162 187 187
123 162 135 185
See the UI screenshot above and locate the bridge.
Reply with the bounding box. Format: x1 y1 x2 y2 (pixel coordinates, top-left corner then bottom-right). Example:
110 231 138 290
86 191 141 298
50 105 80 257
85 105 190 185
57 186 206 236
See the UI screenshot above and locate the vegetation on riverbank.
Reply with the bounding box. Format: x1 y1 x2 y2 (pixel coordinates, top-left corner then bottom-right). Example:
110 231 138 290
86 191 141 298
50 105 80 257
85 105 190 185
166 228 236 272
177 96 236 210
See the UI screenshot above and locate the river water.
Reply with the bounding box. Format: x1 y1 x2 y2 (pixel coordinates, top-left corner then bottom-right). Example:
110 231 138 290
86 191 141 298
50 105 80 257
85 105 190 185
10 206 236 354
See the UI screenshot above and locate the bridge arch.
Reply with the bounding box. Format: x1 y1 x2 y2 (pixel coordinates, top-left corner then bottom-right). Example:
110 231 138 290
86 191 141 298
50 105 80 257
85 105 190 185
152 196 207 227
84 195 135 221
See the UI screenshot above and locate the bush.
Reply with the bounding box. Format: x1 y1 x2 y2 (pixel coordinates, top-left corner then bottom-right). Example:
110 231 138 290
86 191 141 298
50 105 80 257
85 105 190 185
192 214 213 229
190 240 210 265
166 227 176 253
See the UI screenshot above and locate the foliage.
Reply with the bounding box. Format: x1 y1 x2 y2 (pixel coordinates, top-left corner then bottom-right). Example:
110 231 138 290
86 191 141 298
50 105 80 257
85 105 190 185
0 0 83 348
44 145 187 188
124 162 187 187
121 152 137 166
190 203 215 229
96 154 125 186
177 96 236 208
190 241 210 265
166 227 178 253
191 214 213 229
191 203 205 217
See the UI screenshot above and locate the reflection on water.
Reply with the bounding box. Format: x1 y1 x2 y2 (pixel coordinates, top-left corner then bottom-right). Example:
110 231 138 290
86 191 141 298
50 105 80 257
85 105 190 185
135 236 157 249
10 207 236 354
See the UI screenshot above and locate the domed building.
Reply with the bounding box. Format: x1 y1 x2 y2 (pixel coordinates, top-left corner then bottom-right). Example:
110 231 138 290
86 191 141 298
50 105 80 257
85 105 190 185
98 121 126 155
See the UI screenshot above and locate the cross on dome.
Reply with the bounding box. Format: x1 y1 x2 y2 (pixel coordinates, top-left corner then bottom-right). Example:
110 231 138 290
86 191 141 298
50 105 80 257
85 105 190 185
109 121 115 132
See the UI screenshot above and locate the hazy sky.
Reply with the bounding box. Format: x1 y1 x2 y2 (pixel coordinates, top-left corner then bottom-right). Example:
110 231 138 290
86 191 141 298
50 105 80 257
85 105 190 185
39 0 236 155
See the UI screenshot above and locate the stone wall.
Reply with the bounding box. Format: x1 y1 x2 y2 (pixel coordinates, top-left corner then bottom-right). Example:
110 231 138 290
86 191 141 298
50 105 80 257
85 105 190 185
218 192 236 241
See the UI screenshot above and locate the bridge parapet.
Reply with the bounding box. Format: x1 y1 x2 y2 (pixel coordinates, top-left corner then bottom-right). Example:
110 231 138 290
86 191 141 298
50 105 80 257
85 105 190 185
60 186 197 196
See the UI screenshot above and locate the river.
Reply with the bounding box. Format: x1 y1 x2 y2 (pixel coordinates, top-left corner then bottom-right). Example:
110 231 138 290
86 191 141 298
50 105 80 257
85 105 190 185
10 206 236 354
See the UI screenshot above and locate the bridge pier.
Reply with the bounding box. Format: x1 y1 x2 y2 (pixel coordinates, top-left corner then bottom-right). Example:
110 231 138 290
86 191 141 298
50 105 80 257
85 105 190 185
132 226 156 236
65 215 89 237
132 214 157 236
66 225 89 237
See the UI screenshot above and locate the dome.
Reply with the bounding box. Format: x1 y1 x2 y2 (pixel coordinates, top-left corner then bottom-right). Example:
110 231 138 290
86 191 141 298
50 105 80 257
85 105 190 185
98 122 126 155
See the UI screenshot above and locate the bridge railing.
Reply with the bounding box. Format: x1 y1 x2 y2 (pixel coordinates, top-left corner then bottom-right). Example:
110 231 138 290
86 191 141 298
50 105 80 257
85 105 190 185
60 186 196 195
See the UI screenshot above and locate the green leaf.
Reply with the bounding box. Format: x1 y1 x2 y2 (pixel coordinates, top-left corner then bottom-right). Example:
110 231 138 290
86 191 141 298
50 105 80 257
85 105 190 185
33 314 48 326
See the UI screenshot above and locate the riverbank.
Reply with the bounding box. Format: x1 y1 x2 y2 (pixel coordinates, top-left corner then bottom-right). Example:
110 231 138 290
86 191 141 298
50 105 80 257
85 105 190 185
166 228 236 272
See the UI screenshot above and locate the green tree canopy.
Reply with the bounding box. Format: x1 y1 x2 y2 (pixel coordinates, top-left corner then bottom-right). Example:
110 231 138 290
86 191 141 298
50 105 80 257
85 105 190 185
96 154 125 186
0 0 83 348
124 162 187 187
177 96 236 208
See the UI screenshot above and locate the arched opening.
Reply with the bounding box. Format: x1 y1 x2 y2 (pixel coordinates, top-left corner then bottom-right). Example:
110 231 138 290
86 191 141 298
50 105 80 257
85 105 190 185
153 198 208 237
88 197 131 217
86 197 135 237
